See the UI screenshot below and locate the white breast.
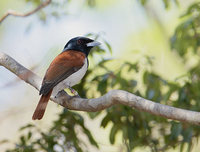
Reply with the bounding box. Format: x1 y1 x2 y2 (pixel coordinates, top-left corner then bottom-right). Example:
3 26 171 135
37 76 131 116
52 58 88 96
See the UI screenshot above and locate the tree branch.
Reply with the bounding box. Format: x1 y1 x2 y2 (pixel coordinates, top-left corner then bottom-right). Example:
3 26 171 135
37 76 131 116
0 0 51 24
1 52 200 125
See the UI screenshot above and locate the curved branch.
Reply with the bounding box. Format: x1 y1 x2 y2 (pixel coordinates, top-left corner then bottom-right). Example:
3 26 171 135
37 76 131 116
0 0 51 24
1 52 200 125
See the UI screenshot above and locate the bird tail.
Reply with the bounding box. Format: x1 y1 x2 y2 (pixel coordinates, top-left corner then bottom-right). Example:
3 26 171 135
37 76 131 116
32 89 53 120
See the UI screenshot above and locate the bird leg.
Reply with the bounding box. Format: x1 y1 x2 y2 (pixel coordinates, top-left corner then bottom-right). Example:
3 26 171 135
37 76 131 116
68 86 79 97
55 90 66 98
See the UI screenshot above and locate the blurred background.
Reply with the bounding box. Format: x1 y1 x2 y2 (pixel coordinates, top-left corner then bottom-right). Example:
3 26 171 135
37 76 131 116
1 0 200 152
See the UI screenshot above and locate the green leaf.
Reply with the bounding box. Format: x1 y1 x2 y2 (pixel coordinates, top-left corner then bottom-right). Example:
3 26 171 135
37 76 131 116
170 122 182 140
138 0 147 5
19 124 34 131
82 126 99 148
109 125 119 144
0 139 9 145
101 115 111 128
27 132 32 140
103 40 112 54
20 136 26 145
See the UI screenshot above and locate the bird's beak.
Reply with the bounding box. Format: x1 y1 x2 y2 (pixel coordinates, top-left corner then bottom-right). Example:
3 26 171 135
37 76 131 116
86 41 101 47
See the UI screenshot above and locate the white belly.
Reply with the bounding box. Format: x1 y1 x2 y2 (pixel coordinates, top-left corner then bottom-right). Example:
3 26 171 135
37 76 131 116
52 58 88 96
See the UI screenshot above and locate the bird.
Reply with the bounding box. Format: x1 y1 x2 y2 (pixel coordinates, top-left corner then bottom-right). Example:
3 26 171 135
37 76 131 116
32 36 101 120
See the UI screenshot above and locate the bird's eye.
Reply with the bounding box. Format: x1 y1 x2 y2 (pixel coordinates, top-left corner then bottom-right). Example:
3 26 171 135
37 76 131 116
77 40 82 45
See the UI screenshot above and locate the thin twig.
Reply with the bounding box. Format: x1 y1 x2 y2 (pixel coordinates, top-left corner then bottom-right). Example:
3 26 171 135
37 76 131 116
0 0 51 24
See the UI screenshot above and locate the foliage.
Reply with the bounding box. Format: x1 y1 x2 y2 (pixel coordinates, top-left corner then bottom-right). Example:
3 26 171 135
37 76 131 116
25 0 181 23
138 0 179 9
24 0 98 23
3 110 98 152
2 0 200 152
171 2 200 57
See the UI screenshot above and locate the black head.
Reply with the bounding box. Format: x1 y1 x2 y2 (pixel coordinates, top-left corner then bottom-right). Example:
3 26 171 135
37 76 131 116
63 37 101 56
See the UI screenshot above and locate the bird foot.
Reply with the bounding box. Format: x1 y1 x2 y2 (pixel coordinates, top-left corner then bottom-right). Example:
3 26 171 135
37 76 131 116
68 87 79 96
55 90 66 98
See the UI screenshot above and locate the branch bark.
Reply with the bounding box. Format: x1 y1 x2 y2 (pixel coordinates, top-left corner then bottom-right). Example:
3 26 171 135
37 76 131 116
1 52 200 125
0 0 51 24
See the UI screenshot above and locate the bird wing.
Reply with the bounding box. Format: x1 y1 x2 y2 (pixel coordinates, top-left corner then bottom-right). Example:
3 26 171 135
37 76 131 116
39 50 86 95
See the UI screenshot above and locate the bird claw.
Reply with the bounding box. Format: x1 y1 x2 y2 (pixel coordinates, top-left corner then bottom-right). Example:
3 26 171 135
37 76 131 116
54 88 79 98
69 87 79 96
73 94 80 98
55 90 66 98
